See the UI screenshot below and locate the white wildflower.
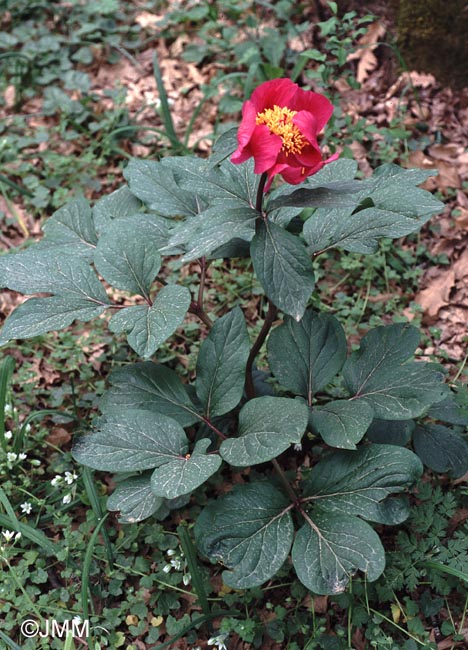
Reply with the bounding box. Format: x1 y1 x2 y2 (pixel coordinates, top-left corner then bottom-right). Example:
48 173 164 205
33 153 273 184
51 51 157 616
166 549 177 557
6 452 17 463
162 564 172 574
20 502 32 515
183 573 191 586
18 453 27 461
51 475 62 487
15 532 21 541
2 530 15 542
207 633 229 650
24 423 31 433
4 430 12 440
62 494 72 505
64 471 78 485
4 404 12 416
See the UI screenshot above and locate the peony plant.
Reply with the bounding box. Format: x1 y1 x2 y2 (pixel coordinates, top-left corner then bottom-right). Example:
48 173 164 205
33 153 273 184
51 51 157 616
1 78 468 595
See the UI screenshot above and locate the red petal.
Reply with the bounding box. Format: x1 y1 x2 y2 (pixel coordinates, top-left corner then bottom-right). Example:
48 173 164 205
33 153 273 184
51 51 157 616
249 125 283 174
250 78 297 112
292 111 320 150
290 87 334 132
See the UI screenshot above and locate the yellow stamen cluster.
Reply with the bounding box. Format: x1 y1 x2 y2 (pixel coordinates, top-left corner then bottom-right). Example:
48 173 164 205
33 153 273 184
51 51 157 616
256 105 307 155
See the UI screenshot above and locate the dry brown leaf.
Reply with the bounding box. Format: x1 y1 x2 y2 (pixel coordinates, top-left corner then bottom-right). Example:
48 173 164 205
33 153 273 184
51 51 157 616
415 269 456 318
452 248 468 280
134 12 163 28
45 427 72 447
347 21 386 83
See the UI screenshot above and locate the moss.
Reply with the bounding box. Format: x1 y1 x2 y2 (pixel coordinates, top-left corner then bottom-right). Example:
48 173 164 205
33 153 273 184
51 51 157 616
396 0 468 88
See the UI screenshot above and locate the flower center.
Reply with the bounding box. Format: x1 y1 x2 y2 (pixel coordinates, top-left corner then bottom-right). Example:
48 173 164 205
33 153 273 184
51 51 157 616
256 105 307 155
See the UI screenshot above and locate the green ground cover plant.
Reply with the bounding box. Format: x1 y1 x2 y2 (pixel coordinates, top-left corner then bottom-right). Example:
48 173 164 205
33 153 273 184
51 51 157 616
1 2 467 649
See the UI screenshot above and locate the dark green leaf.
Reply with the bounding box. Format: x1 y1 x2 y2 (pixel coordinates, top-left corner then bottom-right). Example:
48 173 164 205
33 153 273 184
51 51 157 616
108 285 190 358
93 186 142 233
195 482 294 589
168 206 257 262
107 474 165 523
426 391 468 425
208 127 239 167
343 323 448 419
302 445 423 521
413 424 468 477
220 397 308 466
292 512 385 594
151 439 222 499
308 399 374 449
251 220 315 320
0 295 108 345
267 310 346 396
95 220 163 295
41 196 97 254
72 409 188 472
124 159 200 217
196 307 250 418
268 182 365 210
366 419 415 446
100 362 200 427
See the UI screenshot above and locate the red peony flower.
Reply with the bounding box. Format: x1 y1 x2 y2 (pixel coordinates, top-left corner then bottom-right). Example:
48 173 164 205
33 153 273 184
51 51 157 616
231 78 338 190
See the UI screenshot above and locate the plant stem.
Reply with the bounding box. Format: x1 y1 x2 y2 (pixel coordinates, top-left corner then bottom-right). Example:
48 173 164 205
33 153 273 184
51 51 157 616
271 458 299 504
255 172 268 213
245 300 278 399
188 257 213 328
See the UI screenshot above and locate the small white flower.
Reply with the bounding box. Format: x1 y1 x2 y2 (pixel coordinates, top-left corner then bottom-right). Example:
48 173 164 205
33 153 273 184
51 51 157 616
4 404 12 416
18 453 27 461
20 502 32 515
62 494 72 505
15 532 21 541
24 424 31 433
183 573 191 586
162 564 172 574
6 452 17 463
51 475 62 487
73 615 82 623
167 549 177 557
4 430 12 440
64 471 78 485
2 530 15 542
207 634 228 650
171 558 182 571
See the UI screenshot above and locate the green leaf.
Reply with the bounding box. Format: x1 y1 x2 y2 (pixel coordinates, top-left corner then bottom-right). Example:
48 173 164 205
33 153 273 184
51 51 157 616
109 285 190 358
292 512 385 594
366 419 415 446
107 474 165 523
100 362 200 427
413 424 468 478
196 307 250 418
72 409 188 472
343 323 448 419
426 391 468 425
168 206 258 262
195 482 294 589
95 221 162 296
93 186 142 233
304 206 431 255
267 310 346 397
41 196 97 256
308 399 374 449
124 159 201 217
151 439 222 499
251 220 315 320
208 127 238 167
302 444 423 521
220 397 308 466
269 182 366 211
0 295 108 345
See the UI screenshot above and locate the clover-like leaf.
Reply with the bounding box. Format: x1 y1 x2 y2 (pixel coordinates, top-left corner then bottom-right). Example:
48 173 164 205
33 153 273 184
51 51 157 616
100 362 200 427
72 409 189 472
220 397 308 466
267 309 346 397
308 399 374 449
195 481 294 589
302 445 423 521
292 512 385 595
151 439 222 499
251 221 315 321
196 307 250 418
109 285 190 358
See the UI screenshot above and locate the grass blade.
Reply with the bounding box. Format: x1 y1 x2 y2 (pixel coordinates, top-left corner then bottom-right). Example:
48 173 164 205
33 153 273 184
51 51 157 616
0 630 22 650
0 355 15 452
82 467 114 569
152 51 181 150
177 523 211 617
